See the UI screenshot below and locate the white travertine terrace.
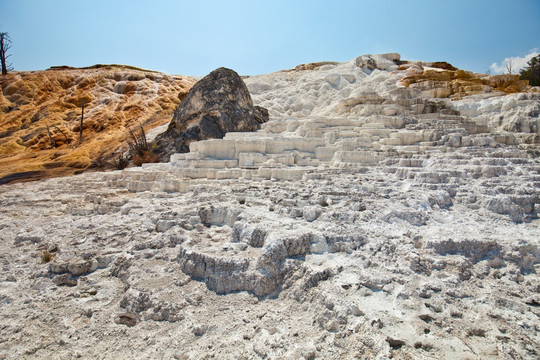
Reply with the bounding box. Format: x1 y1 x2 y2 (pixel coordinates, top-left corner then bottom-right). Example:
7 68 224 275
1 54 539 359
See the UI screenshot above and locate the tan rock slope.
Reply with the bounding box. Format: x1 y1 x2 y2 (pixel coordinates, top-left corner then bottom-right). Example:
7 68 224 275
0 65 195 183
400 63 530 99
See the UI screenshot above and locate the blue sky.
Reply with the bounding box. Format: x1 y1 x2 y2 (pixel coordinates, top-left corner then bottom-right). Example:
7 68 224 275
1 0 539 76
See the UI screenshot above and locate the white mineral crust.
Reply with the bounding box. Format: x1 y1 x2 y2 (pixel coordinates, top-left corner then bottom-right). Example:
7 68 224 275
1 54 539 359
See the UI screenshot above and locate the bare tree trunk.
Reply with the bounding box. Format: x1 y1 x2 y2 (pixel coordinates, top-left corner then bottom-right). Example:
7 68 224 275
78 103 85 146
46 124 56 149
506 60 513 75
0 33 7 76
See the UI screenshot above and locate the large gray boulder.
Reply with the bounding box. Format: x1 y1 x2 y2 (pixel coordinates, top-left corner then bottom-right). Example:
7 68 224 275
155 67 269 160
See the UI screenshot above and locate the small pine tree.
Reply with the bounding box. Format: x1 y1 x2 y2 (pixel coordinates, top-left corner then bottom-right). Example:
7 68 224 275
519 55 540 86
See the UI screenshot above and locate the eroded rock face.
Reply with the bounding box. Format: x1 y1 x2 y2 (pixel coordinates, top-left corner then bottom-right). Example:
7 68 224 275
155 67 269 160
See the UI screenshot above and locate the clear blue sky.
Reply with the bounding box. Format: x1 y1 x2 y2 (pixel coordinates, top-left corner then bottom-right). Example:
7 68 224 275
1 0 539 76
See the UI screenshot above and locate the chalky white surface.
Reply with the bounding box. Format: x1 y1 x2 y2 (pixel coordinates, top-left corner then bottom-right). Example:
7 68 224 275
1 54 539 359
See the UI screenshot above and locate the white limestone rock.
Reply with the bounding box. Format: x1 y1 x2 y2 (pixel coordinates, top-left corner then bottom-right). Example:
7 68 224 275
303 206 322 222
355 53 401 72
1 53 539 360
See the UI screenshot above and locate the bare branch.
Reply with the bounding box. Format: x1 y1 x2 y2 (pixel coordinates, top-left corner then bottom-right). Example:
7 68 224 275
51 125 70 144
505 59 513 75
78 103 85 146
126 124 149 156
46 125 56 149
1 32 13 75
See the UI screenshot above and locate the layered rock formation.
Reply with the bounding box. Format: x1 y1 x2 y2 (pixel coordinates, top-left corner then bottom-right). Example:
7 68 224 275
0 65 195 183
0 54 539 359
154 67 269 160
401 68 530 99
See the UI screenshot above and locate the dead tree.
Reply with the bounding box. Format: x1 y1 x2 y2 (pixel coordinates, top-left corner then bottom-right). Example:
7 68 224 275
52 125 69 144
45 124 70 148
127 125 149 156
506 59 513 75
0 32 13 75
78 102 85 146
46 125 56 149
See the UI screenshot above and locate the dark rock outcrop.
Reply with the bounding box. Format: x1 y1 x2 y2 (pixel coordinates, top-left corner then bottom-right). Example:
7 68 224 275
155 67 269 160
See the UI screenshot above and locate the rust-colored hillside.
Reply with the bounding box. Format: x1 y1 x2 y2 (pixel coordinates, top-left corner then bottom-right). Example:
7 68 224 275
0 65 195 184
399 63 532 99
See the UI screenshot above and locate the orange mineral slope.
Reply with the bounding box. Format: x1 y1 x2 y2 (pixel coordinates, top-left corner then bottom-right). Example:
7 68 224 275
0 65 195 184
399 62 531 99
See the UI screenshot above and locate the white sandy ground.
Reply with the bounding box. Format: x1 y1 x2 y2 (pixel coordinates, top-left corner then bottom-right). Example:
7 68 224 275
0 54 539 359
